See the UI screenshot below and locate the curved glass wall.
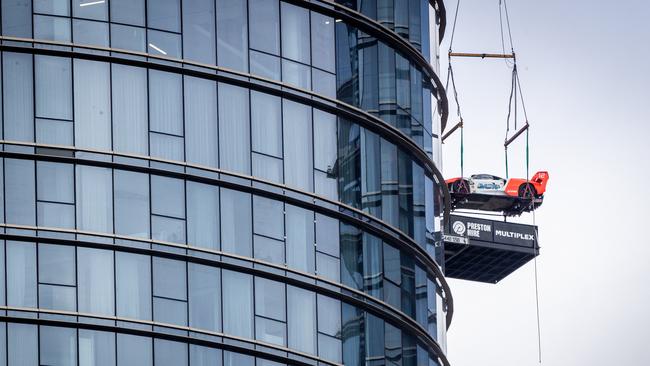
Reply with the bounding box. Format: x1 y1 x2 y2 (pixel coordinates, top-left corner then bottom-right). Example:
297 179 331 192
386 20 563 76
0 0 449 364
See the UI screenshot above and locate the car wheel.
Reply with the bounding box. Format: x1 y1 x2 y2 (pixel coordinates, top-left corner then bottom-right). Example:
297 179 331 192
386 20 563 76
452 180 470 194
518 183 536 198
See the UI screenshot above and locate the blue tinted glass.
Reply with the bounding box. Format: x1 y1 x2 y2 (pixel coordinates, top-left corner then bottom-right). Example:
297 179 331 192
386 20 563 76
153 257 187 300
155 340 188 366
39 244 75 285
37 202 75 229
111 24 146 52
116 252 152 320
153 297 187 326
184 77 218 167
251 91 282 157
283 100 313 191
34 15 71 42
37 161 74 203
286 205 315 273
282 59 311 90
5 159 35 225
190 345 222 366
7 241 37 307
220 188 252 257
183 0 216 64
311 12 335 72
151 176 185 218
363 233 383 298
0 241 4 304
252 153 283 184
147 0 180 32
288 286 316 354
73 0 108 20
189 263 221 332
117 334 152 366
147 29 182 58
112 64 148 154
223 270 253 338
318 333 342 363
255 316 286 346
253 235 284 265
253 196 284 241
111 0 145 26
115 170 150 238
152 215 186 244
76 166 113 233
73 19 109 47
35 56 72 120
8 324 37 366
78 247 115 315
74 60 111 150
150 132 184 161
281 3 310 63
149 70 183 135
316 213 339 257
342 304 364 366
36 119 73 146
223 352 253 366
316 252 339 282
312 68 336 98
40 326 77 366
187 182 220 250
216 0 248 71
79 329 116 366
3 53 34 142
255 277 285 321
250 51 281 81
249 0 279 54
218 83 250 174
317 294 340 337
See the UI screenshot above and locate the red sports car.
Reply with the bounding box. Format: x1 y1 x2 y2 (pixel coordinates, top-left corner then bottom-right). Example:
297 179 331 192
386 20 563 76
446 171 549 198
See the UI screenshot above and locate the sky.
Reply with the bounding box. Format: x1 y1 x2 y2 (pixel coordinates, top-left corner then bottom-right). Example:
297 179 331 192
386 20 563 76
439 1 650 365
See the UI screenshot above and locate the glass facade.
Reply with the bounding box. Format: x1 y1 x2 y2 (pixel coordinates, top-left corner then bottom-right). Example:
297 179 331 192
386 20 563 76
0 0 450 365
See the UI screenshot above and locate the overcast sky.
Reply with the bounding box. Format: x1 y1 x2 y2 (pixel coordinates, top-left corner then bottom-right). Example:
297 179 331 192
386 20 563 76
440 1 650 365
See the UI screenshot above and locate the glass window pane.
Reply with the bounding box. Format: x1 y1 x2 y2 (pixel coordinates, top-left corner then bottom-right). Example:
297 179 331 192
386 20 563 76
249 0 279 54
317 294 341 337
73 0 107 20
190 345 221 366
0 241 4 304
281 3 310 63
37 161 74 203
183 0 215 64
39 283 77 311
255 277 285 321
35 56 72 120
150 132 184 161
153 257 187 300
148 0 180 32
79 329 116 366
111 24 146 52
283 100 313 191
5 159 35 225
74 60 111 150
39 244 75 285
251 91 281 157
316 252 339 282
117 334 152 366
218 83 250 174
223 352 253 366
152 215 185 252
318 333 342 363
282 59 311 90
116 252 152 320
187 182 220 250
189 263 221 332
313 110 337 172
286 205 315 273
222 270 253 338
312 68 336 98
316 213 339 257
78 247 115 316
7 241 37 307
155 339 188 366
3 53 34 142
34 15 71 42
149 70 183 136
111 0 145 26
36 119 73 146
40 326 77 366
311 12 335 72
252 153 283 184
253 235 284 265
216 0 248 71
112 64 148 155
37 201 75 229
151 176 185 218
73 19 109 47
8 324 37 366
115 170 150 238
147 29 182 58
184 76 218 167
253 196 284 241
76 166 113 233
250 51 280 81
153 297 187 326
220 189 252 257
288 286 316 354
255 317 286 346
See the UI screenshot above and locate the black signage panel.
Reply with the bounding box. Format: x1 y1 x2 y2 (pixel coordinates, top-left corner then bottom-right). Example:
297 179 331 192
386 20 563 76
493 221 537 248
447 214 538 248
448 215 493 242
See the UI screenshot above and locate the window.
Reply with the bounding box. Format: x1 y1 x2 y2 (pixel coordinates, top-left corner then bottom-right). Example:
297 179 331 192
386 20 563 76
111 0 145 26
183 0 216 64
189 263 221 332
116 252 152 320
249 0 279 55
153 258 187 326
39 244 76 311
313 110 337 196
223 271 253 338
252 153 283 184
316 213 339 257
149 70 183 136
250 51 281 81
8 324 37 366
79 329 116 366
36 118 73 146
147 29 182 58
363 234 383 298
216 0 248 71
286 205 315 273
76 166 113 233
112 64 149 155
187 182 220 250
283 100 313 191
184 76 218 167
40 326 77 366
253 235 284 265
152 176 185 219
287 286 316 354
74 60 111 150
190 345 222 366
35 56 72 120
253 196 284 241
111 24 146 52
155 339 188 366
34 0 69 16
311 12 335 73
147 0 180 32
78 248 115 316
6 241 37 307
251 91 282 157
73 19 109 47
218 83 250 174
73 0 108 20
281 3 310 63
115 170 150 238
254 277 286 346
5 159 35 226
282 59 311 90
117 334 152 366
220 189 252 257
34 15 71 42
37 162 75 229
3 53 34 142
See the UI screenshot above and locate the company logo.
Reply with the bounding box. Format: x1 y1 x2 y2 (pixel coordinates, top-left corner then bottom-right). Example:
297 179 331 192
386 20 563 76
452 221 466 236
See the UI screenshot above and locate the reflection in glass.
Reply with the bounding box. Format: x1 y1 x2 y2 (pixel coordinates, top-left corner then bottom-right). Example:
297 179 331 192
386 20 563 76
147 0 180 32
40 326 77 366
155 339 188 366
111 0 145 26
117 334 152 366
73 0 108 21
73 19 109 47
79 329 116 366
183 0 216 64
111 24 146 52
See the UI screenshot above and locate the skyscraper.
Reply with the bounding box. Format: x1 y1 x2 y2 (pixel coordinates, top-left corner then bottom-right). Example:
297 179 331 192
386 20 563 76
0 0 452 365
